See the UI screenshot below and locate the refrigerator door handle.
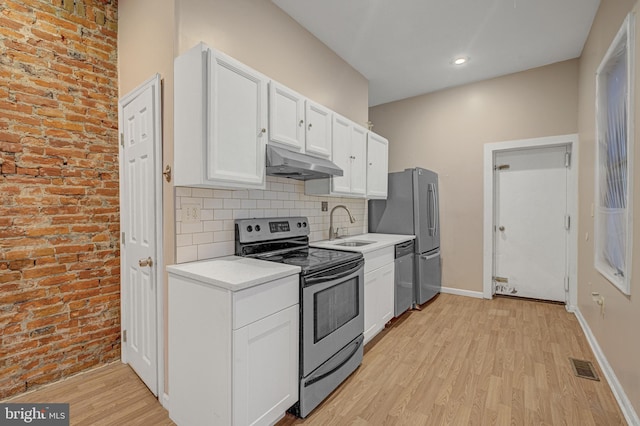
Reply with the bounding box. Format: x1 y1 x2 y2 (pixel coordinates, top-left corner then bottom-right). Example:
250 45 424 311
434 183 439 237
428 183 436 236
420 250 440 261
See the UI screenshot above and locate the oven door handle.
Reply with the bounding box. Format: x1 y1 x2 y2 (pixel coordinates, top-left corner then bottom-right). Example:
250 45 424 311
304 338 362 387
304 259 364 285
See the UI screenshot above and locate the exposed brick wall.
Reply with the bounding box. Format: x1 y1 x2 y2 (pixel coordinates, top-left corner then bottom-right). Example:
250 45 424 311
0 0 119 399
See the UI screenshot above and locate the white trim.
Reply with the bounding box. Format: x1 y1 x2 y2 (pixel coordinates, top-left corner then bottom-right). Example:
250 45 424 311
594 12 635 295
574 308 640 425
118 73 165 401
483 134 579 309
440 287 484 299
161 392 170 410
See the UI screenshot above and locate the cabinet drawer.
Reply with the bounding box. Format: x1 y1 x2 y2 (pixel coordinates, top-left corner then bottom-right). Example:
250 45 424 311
364 247 394 274
233 274 299 330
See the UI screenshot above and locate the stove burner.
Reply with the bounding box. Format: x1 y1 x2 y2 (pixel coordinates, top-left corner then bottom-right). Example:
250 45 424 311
235 217 362 275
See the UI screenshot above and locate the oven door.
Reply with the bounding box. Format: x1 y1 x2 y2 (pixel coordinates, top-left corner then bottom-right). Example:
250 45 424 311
302 258 364 377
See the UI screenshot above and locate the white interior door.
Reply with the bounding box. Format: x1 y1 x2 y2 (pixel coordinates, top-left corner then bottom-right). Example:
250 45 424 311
119 75 162 396
493 145 569 302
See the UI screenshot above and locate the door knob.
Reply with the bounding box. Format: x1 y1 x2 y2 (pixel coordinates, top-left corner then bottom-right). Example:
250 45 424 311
498 226 505 231
139 257 153 267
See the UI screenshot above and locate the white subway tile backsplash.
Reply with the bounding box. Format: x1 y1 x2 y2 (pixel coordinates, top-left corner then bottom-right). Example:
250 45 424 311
241 199 257 209
203 220 223 232
176 187 192 197
180 221 204 234
213 209 232 220
176 234 193 247
176 245 198 263
224 199 242 209
192 188 214 198
175 177 368 263
193 232 214 245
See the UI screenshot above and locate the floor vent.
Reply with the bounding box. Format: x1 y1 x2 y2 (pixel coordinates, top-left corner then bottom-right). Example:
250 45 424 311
570 358 599 381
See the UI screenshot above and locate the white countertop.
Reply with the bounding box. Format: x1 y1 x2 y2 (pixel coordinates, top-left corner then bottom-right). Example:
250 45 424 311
166 256 301 291
310 233 415 253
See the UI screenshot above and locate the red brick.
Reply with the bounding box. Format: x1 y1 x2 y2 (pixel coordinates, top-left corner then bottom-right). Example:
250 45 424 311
22 264 67 279
38 274 76 286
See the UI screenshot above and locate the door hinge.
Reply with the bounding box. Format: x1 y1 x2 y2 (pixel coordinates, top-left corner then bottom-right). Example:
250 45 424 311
564 276 570 292
120 132 124 147
565 152 571 168
494 164 510 171
122 329 127 343
564 214 571 230
121 231 125 245
493 276 509 283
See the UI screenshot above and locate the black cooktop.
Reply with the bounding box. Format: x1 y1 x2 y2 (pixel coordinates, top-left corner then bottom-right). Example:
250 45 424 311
253 247 362 275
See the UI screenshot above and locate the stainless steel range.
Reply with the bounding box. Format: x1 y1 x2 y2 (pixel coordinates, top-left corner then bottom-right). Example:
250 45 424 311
235 217 364 418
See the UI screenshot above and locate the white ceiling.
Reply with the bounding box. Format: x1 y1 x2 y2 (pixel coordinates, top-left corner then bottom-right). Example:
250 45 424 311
272 0 600 106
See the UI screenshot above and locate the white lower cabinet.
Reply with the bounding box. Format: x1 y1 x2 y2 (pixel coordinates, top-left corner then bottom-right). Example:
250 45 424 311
168 273 299 426
363 247 395 344
233 305 298 426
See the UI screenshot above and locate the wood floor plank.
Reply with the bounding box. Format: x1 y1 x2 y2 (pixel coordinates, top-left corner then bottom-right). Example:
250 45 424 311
278 294 626 425
3 294 626 425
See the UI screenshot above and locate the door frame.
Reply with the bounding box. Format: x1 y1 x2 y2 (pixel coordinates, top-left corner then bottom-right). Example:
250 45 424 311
118 74 165 400
483 134 578 310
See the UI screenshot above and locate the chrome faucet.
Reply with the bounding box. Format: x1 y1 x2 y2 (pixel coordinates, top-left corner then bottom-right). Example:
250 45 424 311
329 205 356 240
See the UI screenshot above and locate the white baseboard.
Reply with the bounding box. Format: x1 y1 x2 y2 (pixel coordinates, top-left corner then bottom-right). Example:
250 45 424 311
574 308 640 425
440 287 484 299
161 392 170 410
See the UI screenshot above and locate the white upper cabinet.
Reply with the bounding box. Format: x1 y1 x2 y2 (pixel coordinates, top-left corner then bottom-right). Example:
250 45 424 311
174 43 268 189
329 115 366 196
366 132 389 199
330 115 352 194
304 100 332 158
305 116 372 198
268 81 305 152
350 124 367 195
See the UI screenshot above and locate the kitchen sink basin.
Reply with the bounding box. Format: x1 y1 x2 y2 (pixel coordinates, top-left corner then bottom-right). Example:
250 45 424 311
335 240 374 247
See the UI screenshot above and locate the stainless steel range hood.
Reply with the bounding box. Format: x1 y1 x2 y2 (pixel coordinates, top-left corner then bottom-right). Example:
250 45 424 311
266 145 343 181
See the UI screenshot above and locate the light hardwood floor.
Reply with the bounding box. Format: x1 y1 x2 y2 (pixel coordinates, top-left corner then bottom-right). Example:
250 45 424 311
6 294 625 425
7 361 175 426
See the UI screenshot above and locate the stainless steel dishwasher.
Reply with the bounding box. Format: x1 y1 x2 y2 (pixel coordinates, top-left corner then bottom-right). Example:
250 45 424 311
394 240 415 317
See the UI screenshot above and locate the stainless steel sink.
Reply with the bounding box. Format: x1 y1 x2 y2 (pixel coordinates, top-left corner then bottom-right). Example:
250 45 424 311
335 240 374 247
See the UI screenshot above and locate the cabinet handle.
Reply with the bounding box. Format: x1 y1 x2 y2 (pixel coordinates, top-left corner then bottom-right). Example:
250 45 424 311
299 120 304 127
259 128 266 136
369 162 373 166
308 123 312 130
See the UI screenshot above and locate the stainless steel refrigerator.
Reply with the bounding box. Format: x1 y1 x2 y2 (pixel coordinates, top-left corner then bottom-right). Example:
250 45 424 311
368 167 441 305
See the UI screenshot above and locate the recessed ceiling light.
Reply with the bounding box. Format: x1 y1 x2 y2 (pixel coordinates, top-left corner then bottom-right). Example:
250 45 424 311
453 57 468 65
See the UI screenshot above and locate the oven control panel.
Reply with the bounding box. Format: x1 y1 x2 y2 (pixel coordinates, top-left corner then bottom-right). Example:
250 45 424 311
235 216 309 243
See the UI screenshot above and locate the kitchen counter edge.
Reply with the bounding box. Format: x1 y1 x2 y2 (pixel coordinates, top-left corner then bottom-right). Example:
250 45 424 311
310 233 415 253
166 256 301 291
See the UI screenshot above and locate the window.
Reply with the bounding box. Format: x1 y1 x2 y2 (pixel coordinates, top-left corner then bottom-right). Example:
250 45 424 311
595 13 635 295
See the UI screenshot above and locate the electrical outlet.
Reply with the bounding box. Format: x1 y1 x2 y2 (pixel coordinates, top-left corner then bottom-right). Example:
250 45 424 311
182 204 201 224
321 201 328 212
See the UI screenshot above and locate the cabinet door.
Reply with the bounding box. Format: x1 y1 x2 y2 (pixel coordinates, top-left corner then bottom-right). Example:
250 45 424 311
378 262 395 325
364 262 395 345
350 124 367 196
208 50 267 188
331 114 352 194
233 304 299 426
305 100 332 158
269 81 305 152
363 269 381 344
367 132 389 198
